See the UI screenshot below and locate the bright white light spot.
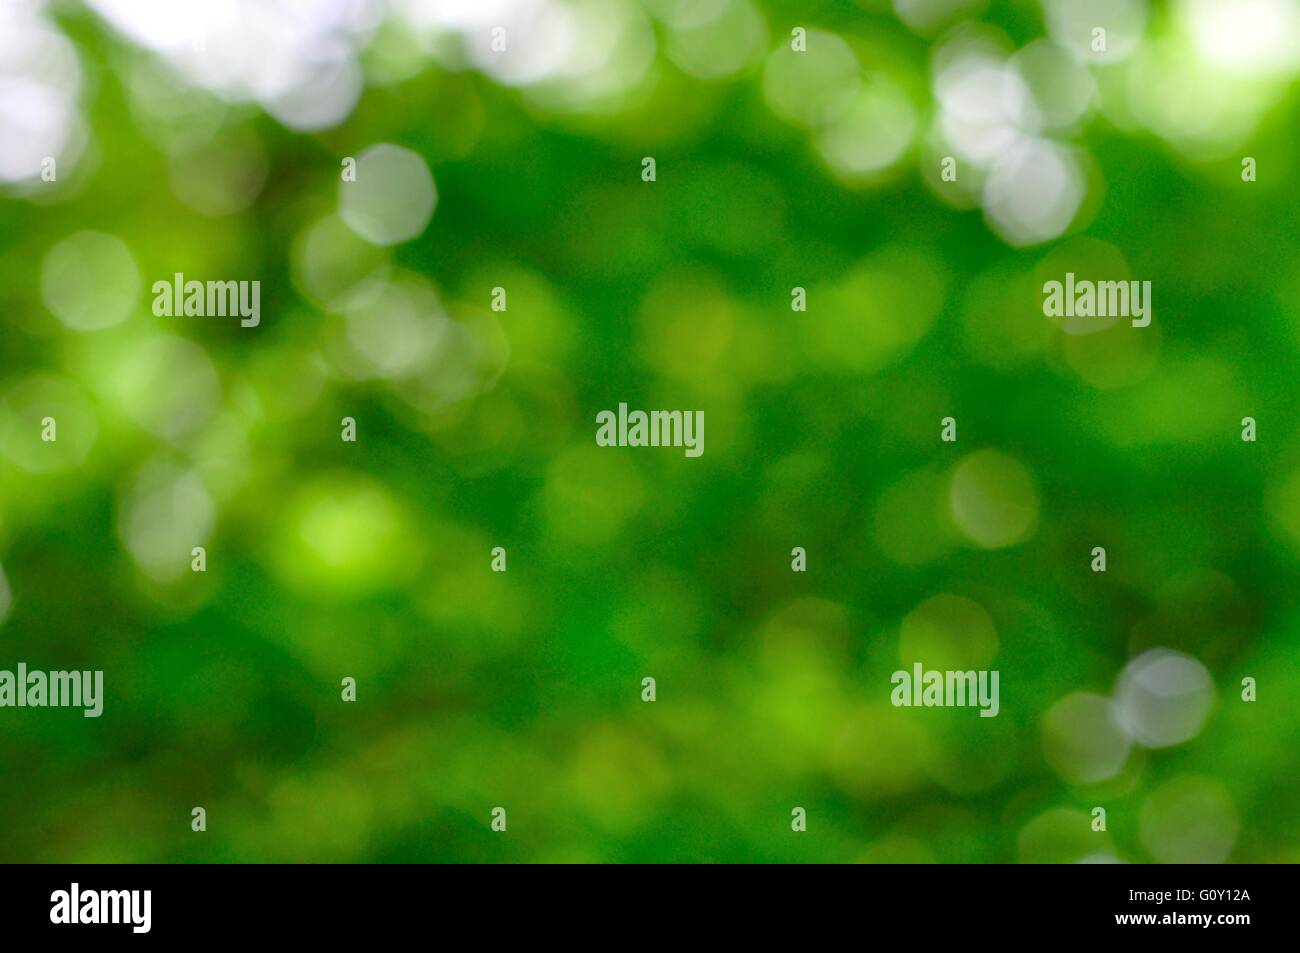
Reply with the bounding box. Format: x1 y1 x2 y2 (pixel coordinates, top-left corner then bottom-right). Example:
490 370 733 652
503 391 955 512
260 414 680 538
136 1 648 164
0 2 82 184
931 35 1031 168
521 0 658 114
1114 648 1215 748
1010 39 1096 131
982 137 1085 246
263 57 363 132
339 144 436 246
936 55 1019 126
1127 38 1265 158
1184 0 1300 76
86 0 379 131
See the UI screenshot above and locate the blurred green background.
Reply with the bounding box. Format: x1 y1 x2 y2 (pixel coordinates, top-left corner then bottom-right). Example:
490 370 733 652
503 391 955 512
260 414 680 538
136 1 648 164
1 0 1299 862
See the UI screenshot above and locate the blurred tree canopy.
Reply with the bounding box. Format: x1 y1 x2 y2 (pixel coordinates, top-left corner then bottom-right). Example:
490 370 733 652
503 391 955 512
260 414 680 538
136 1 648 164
0 0 1298 862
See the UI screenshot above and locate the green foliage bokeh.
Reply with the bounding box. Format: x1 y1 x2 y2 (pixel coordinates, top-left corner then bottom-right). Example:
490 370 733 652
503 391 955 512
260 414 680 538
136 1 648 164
1 0 1298 863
